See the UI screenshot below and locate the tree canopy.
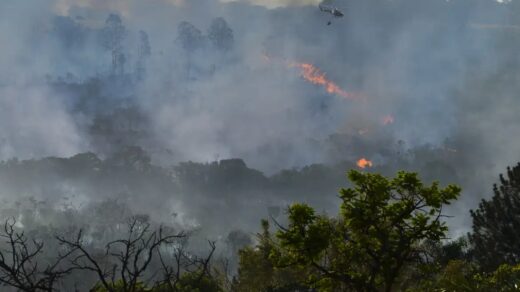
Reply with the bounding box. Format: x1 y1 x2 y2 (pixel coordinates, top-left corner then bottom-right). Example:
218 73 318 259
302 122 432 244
236 170 461 291
469 163 520 271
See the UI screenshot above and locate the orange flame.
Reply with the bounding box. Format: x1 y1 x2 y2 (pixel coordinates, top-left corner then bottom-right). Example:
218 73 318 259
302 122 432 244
382 115 394 125
289 62 354 99
356 158 373 169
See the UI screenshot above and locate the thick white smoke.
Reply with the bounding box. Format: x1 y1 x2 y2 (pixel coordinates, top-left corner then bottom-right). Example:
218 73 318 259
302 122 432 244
0 85 85 160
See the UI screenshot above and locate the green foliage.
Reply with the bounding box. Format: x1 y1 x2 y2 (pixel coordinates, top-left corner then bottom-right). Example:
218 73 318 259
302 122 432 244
411 261 520 292
477 263 520 291
469 163 520 271
171 272 223 292
406 260 478 292
92 271 223 292
400 238 471 291
238 170 461 291
233 220 312 292
91 280 148 292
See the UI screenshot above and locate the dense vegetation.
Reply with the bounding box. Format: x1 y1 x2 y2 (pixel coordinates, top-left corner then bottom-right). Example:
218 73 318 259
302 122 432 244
4 0 520 290
1 163 520 291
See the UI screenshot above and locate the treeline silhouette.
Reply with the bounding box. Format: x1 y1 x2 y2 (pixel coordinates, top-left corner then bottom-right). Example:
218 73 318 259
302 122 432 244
1 155 520 290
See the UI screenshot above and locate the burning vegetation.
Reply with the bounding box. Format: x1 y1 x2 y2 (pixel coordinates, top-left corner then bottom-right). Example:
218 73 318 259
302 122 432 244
261 52 355 99
357 158 373 168
289 62 355 99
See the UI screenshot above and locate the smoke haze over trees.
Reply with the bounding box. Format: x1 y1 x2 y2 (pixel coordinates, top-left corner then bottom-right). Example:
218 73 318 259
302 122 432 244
2 2 520 287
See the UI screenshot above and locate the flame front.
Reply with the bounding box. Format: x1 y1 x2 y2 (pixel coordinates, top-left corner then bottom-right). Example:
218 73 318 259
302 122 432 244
357 158 373 169
261 53 356 99
289 62 354 99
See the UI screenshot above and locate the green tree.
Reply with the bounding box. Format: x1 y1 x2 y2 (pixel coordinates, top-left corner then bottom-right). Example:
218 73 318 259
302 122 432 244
92 271 223 292
171 271 223 292
469 163 520 271
233 220 310 292
400 237 471 291
412 261 520 292
476 263 520 291
267 170 460 291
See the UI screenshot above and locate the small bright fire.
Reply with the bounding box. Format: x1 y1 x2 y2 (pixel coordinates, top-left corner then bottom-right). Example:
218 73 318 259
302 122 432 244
382 115 395 125
357 158 373 169
289 62 354 99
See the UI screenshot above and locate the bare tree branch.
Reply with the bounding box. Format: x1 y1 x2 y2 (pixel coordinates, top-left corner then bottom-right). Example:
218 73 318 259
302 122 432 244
56 216 184 292
0 218 76 292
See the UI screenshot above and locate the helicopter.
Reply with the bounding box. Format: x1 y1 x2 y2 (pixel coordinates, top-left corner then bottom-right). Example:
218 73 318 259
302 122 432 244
319 2 344 25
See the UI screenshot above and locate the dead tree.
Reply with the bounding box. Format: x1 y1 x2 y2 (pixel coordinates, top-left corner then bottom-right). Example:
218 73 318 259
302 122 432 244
155 240 217 291
56 216 184 292
0 218 76 291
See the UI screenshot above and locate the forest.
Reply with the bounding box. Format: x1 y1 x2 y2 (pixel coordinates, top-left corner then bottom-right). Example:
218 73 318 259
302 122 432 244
3 0 520 290
1 162 520 291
